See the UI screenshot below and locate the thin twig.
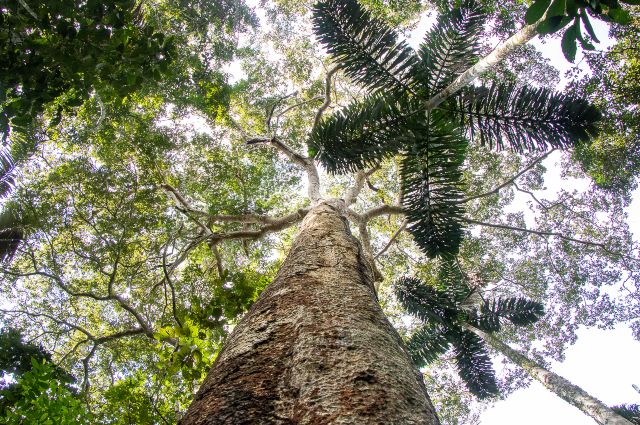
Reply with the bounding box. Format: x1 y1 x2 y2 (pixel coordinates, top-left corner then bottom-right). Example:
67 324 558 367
375 220 407 259
465 219 606 249
458 149 554 204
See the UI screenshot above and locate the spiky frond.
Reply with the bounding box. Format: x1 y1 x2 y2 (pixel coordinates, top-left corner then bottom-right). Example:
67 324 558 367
446 82 601 152
407 323 451 367
312 0 419 95
415 0 486 95
469 297 544 332
395 276 457 324
0 206 23 263
452 330 499 399
0 145 16 198
437 256 471 303
401 112 467 258
309 93 420 173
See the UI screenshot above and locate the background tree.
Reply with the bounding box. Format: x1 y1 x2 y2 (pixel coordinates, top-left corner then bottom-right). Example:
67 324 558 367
395 265 633 425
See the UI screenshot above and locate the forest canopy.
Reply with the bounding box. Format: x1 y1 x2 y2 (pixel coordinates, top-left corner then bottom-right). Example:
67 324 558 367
0 0 639 423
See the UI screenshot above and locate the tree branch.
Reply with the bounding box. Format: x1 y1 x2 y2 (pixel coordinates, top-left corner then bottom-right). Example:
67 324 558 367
361 204 404 222
465 219 606 249
314 66 339 128
208 208 309 243
344 165 380 206
245 137 322 202
375 219 407 259
459 150 554 204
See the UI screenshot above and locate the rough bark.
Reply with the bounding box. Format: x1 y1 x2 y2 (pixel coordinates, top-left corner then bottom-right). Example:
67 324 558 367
465 324 632 425
181 200 440 425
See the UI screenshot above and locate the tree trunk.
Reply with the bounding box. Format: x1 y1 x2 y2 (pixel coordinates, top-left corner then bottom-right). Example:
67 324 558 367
180 201 440 424
465 324 632 425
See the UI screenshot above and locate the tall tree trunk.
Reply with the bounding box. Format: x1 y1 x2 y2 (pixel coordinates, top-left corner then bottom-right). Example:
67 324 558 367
465 324 632 425
181 201 440 424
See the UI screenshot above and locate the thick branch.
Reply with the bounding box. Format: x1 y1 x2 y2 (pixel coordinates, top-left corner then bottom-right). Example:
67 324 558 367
246 137 322 202
208 208 309 243
314 66 339 128
361 204 404 222
344 165 380 206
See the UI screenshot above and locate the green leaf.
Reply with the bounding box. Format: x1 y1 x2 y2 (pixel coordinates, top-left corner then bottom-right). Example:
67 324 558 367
415 0 486 95
309 92 418 173
538 15 573 34
608 7 632 24
452 330 499 399
525 0 551 24
547 0 567 17
401 112 467 258
407 324 452 366
562 21 579 62
580 9 600 43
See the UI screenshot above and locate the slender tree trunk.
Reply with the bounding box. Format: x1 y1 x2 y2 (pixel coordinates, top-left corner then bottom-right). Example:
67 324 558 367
465 324 633 425
181 200 440 424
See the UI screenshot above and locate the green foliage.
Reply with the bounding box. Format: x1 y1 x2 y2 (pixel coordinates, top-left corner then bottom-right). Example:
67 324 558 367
415 0 485 95
570 12 640 197
469 297 545 331
446 82 600 152
401 113 468 258
154 319 216 382
0 328 50 378
0 204 22 262
0 359 90 425
99 373 172 425
309 93 420 172
450 328 498 399
524 0 638 61
311 0 419 95
0 0 175 137
394 262 544 399
311 0 599 258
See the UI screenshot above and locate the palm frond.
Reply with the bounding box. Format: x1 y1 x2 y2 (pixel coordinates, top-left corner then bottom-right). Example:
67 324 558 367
394 276 457 324
401 112 467 258
437 256 471 303
309 93 420 173
0 145 17 198
407 323 452 367
470 297 544 332
0 206 23 263
452 330 499 399
312 0 419 95
415 0 486 95
490 297 544 326
446 82 601 152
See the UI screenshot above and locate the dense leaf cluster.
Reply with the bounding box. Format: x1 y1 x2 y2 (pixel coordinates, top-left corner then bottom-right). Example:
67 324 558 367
525 0 640 61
